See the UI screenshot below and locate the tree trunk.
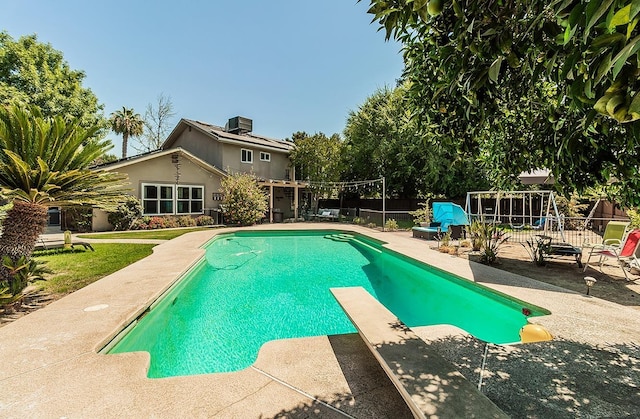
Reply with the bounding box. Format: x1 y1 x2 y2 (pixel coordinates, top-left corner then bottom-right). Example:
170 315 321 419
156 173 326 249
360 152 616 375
0 201 48 279
122 132 129 158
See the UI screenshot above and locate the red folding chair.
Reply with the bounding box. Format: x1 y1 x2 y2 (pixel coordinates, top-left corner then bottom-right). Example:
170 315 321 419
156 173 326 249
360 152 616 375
583 229 640 281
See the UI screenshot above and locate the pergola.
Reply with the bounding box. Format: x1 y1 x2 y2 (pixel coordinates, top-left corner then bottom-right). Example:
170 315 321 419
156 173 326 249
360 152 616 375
257 179 310 223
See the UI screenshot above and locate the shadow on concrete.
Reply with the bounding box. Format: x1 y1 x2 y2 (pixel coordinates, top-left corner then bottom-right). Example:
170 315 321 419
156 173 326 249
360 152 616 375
264 333 413 418
426 335 640 418
333 326 505 419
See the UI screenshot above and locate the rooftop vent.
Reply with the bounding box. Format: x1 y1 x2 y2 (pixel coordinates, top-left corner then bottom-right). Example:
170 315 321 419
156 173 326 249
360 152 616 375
227 116 252 134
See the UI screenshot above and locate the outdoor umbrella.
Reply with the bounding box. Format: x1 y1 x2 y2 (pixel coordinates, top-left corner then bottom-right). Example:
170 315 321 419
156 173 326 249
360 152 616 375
432 202 470 226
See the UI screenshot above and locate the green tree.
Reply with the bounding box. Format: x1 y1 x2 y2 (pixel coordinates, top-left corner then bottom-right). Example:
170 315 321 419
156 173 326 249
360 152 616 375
363 0 640 206
110 107 144 158
289 131 343 183
343 84 489 198
289 132 344 206
0 105 128 281
0 32 105 129
220 172 268 226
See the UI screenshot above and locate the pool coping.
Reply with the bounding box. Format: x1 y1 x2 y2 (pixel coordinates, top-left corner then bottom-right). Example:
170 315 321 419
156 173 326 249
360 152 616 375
1 223 639 417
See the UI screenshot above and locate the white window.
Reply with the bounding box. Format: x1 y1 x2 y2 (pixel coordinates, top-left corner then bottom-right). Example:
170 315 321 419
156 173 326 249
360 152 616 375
141 183 204 215
241 149 253 163
142 184 174 215
176 186 204 214
260 152 271 162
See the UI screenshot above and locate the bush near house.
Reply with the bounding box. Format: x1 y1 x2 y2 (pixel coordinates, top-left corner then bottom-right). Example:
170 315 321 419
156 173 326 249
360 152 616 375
220 172 268 226
108 196 143 231
128 214 216 230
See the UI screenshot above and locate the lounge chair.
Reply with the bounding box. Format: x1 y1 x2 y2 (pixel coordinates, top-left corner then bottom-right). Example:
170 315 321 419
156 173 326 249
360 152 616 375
583 229 640 281
412 222 443 240
35 237 94 251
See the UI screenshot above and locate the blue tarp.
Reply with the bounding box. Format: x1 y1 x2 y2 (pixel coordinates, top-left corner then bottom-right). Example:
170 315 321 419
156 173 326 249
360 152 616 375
432 202 470 228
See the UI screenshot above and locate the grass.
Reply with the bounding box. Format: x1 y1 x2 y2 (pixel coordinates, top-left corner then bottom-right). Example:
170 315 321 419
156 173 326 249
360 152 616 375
78 227 213 240
33 243 156 295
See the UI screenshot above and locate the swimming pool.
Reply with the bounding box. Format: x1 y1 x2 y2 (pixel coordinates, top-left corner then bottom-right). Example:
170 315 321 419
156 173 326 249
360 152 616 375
107 230 549 378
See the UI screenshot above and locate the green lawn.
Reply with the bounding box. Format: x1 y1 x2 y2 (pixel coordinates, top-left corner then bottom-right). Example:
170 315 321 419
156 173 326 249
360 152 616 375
78 227 213 240
33 243 156 295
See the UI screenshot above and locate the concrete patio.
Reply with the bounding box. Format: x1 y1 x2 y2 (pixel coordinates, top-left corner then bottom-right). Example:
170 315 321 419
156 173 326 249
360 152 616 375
1 224 639 417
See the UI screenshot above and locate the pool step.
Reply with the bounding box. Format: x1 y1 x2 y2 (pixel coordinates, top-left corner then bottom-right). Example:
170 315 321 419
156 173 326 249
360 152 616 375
324 233 383 254
324 233 354 242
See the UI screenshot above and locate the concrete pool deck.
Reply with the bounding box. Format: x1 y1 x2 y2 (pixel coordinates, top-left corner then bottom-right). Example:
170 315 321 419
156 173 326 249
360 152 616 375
1 224 639 417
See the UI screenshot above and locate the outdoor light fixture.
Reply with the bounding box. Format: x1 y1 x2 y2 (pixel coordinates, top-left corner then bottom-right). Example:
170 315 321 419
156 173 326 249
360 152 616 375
584 276 597 295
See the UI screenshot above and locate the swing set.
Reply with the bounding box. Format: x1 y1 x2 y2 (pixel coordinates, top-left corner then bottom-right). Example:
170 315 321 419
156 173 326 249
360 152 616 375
464 190 566 242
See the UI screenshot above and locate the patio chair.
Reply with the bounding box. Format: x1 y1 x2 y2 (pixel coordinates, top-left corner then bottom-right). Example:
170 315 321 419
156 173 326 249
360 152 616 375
582 220 629 250
583 229 640 281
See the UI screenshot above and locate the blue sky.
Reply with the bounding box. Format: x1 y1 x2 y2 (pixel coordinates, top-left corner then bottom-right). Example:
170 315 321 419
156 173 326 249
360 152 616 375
2 0 403 154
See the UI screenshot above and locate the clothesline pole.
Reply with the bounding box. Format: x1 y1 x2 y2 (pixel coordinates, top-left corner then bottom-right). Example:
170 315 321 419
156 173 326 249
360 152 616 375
382 176 386 231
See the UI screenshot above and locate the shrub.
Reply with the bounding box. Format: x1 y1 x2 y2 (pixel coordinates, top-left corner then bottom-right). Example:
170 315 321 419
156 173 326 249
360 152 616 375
352 216 369 225
473 222 509 264
147 216 165 229
0 256 51 305
628 208 640 229
469 220 485 251
130 216 151 230
385 218 399 231
108 196 143 231
409 200 432 225
63 206 93 232
220 172 268 226
175 216 197 227
195 215 215 226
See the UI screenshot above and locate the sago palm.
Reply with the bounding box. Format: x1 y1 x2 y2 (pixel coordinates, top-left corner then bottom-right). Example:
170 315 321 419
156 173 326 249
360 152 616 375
0 105 128 273
110 107 144 158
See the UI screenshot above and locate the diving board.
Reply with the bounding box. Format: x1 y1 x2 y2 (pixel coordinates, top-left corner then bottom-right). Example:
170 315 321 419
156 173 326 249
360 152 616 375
330 287 507 419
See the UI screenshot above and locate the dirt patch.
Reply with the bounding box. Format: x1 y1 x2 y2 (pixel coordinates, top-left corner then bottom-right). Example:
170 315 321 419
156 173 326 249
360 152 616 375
462 242 640 309
0 291 58 327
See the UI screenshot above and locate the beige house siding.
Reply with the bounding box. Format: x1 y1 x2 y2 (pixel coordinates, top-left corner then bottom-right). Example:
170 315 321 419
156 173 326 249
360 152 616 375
170 129 223 169
91 208 113 232
221 142 290 180
92 150 226 231
121 154 223 211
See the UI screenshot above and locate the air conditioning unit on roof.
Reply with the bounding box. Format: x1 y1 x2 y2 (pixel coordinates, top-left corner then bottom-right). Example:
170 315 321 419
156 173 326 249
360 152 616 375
227 116 252 134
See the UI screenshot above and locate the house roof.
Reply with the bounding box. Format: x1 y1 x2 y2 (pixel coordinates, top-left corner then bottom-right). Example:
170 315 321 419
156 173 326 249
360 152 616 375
92 147 228 178
162 119 294 153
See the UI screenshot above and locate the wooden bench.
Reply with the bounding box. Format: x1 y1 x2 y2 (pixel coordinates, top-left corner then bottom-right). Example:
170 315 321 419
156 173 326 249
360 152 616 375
331 287 507 419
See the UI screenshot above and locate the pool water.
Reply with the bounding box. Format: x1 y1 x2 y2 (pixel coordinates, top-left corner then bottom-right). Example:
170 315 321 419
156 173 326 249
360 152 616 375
108 230 549 378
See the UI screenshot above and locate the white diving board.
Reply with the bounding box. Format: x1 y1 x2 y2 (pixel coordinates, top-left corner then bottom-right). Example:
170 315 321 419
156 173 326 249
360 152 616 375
330 287 508 419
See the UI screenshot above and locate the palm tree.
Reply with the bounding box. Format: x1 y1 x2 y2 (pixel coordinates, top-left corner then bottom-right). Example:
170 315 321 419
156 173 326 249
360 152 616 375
110 107 144 158
0 105 128 278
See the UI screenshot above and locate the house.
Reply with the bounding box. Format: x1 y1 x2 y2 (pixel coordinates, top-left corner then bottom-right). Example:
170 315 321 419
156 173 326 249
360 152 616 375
91 116 309 231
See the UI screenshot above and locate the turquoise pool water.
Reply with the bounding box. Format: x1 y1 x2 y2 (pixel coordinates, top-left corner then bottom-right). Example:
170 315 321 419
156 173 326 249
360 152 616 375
108 230 549 378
